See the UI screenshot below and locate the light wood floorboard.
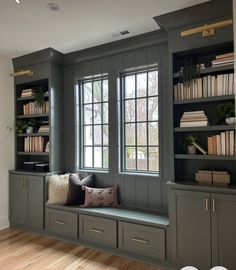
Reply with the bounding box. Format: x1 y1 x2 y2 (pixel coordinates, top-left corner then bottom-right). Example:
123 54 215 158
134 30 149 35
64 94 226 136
0 228 166 270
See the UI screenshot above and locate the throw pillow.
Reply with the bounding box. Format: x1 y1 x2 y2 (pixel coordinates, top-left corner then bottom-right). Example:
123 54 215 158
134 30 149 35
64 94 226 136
82 186 119 207
66 173 94 206
47 174 70 204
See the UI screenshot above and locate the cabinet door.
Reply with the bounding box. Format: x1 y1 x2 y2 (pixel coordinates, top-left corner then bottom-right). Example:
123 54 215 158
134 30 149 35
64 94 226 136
169 189 211 269
9 174 26 225
211 193 236 269
25 176 44 229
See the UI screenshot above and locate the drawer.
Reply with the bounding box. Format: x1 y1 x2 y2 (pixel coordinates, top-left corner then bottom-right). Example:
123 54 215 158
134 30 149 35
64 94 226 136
118 221 165 260
46 208 78 238
79 214 117 248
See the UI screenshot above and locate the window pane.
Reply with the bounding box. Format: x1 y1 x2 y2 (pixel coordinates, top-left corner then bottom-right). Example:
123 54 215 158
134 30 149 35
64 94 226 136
103 102 108 124
103 125 109 146
94 125 102 145
125 123 136 146
149 147 159 171
84 105 92 124
148 70 158 96
84 147 93 167
94 147 102 168
125 75 135 99
94 103 101 124
137 98 146 122
93 80 102 102
103 147 109 169
125 147 136 170
137 147 147 171
137 123 147 145
137 73 147 97
83 82 92 103
84 125 93 146
125 99 135 122
148 122 158 146
103 79 108 101
148 97 158 121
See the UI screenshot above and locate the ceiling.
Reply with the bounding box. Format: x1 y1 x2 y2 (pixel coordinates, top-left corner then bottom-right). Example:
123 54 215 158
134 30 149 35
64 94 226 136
0 0 208 58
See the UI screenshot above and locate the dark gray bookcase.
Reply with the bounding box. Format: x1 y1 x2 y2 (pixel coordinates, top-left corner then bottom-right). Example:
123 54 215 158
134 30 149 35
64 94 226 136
172 42 235 183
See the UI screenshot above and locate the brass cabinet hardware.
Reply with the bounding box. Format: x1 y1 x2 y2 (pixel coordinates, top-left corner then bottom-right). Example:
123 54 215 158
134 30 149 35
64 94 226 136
212 198 216 212
132 237 148 244
56 221 67 225
10 70 33 77
90 228 104 234
205 198 209 211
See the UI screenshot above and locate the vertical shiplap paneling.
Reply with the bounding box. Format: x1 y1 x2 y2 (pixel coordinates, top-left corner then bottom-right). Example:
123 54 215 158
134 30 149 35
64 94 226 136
135 178 149 209
147 45 160 64
92 59 102 75
122 51 135 69
101 56 112 73
148 179 162 212
161 180 169 213
134 48 147 66
124 177 136 207
81 61 93 76
111 54 123 71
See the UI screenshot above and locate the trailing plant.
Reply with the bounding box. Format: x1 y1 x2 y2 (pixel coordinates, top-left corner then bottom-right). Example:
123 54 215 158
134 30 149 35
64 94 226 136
180 58 200 86
217 102 235 122
35 87 45 107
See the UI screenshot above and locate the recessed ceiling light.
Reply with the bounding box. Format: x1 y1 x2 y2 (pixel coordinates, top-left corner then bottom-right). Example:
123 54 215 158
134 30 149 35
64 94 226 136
15 0 20 4
47 3 60 11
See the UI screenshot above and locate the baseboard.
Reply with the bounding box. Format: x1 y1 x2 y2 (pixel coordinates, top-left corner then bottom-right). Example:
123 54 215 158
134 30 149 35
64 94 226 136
0 215 9 230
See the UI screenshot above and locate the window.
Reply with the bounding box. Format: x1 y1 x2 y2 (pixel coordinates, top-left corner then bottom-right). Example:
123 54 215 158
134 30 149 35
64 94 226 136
79 76 109 170
121 68 159 174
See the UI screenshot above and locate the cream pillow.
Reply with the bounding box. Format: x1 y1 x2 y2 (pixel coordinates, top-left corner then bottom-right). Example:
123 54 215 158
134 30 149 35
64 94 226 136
47 174 70 204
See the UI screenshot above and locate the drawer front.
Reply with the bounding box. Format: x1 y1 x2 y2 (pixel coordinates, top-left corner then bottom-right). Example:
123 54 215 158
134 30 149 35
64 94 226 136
119 221 165 260
46 208 78 238
79 214 117 248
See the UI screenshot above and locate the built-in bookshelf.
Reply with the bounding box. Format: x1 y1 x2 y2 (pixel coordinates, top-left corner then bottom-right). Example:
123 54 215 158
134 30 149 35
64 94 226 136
173 43 236 184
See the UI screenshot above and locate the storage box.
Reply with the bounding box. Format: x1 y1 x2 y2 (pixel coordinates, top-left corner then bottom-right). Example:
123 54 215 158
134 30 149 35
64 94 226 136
35 163 49 172
195 170 212 185
23 161 42 171
213 171 230 186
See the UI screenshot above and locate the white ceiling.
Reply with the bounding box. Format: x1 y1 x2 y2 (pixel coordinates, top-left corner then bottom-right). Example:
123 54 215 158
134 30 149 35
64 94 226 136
0 0 208 58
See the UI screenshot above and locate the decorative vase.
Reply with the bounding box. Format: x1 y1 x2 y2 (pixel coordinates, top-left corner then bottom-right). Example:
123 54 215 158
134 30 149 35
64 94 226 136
226 117 236 125
188 145 197 155
26 126 33 134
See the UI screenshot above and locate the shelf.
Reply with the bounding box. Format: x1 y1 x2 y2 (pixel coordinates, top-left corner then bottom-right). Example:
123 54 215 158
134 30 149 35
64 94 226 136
174 125 235 132
17 132 50 137
173 63 234 78
17 93 49 102
175 154 236 160
17 114 49 119
17 152 49 156
174 95 235 105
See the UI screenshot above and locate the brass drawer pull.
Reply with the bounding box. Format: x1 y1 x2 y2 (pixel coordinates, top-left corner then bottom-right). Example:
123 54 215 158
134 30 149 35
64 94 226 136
205 198 209 211
212 198 216 212
56 220 67 225
132 237 148 244
90 228 104 234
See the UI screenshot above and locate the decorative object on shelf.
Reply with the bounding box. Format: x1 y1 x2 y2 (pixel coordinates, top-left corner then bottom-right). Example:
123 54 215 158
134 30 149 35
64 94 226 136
183 135 197 155
35 163 49 172
211 52 234 67
217 102 235 124
10 69 33 77
180 111 208 127
38 121 49 132
213 171 230 186
26 119 36 134
21 88 36 98
23 161 42 171
180 58 200 86
35 88 45 107
180 19 233 38
192 141 207 155
196 170 212 185
15 120 27 134
45 141 50 152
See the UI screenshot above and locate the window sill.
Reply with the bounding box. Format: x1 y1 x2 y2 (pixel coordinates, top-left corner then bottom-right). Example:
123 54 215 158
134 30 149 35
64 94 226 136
118 171 160 178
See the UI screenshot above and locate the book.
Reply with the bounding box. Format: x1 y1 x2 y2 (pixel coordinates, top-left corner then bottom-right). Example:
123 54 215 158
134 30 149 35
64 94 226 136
221 132 226 155
216 135 221 155
229 130 235 156
215 52 234 59
208 137 213 155
193 142 207 155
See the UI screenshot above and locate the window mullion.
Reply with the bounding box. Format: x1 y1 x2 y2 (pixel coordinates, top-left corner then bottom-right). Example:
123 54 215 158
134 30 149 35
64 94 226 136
146 71 149 171
135 74 138 171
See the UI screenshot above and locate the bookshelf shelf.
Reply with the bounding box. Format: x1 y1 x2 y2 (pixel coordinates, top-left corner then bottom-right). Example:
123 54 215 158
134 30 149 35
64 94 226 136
17 132 50 137
17 93 49 102
175 154 236 161
18 114 49 119
174 95 235 105
173 63 234 78
17 152 49 156
174 125 235 132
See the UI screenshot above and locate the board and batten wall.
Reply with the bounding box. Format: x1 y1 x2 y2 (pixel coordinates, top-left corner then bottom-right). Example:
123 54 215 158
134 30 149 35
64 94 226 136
63 31 171 213
0 55 14 229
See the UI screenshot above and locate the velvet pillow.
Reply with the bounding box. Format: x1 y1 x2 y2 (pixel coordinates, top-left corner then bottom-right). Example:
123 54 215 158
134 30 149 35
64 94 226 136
82 186 119 207
66 173 94 206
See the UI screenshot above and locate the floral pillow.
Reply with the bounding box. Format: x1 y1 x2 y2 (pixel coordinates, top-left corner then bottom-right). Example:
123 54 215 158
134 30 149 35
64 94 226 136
82 186 119 207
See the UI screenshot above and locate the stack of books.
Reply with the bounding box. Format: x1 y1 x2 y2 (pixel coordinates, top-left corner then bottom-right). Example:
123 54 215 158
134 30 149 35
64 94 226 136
23 101 49 115
38 121 49 132
173 72 234 100
24 137 49 152
21 89 36 97
208 130 235 156
180 111 208 127
211 52 234 67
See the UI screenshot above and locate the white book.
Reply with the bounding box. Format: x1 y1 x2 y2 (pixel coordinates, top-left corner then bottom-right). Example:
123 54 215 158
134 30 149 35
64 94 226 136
229 131 235 156
217 74 223 96
211 76 216 96
197 78 203 98
221 132 226 155
228 73 233 95
207 75 211 97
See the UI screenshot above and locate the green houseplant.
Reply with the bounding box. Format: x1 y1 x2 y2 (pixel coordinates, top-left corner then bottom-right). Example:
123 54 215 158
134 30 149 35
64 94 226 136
217 102 235 125
180 59 200 86
35 88 45 107
26 119 36 134
15 120 27 134
183 135 197 155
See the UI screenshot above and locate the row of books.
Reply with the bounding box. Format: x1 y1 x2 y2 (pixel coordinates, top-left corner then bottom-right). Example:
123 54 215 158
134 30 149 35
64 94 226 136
180 111 208 127
208 130 235 156
211 52 234 67
174 73 234 101
21 88 36 97
24 137 49 152
23 101 49 115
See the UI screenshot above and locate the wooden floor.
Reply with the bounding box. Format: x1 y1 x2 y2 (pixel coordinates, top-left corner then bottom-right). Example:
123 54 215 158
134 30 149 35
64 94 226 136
0 228 166 270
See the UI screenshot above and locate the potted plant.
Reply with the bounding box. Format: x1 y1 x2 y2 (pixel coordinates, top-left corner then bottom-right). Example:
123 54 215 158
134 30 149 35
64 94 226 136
183 135 197 155
217 102 235 125
15 120 27 134
26 119 36 134
35 87 45 107
180 58 200 86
